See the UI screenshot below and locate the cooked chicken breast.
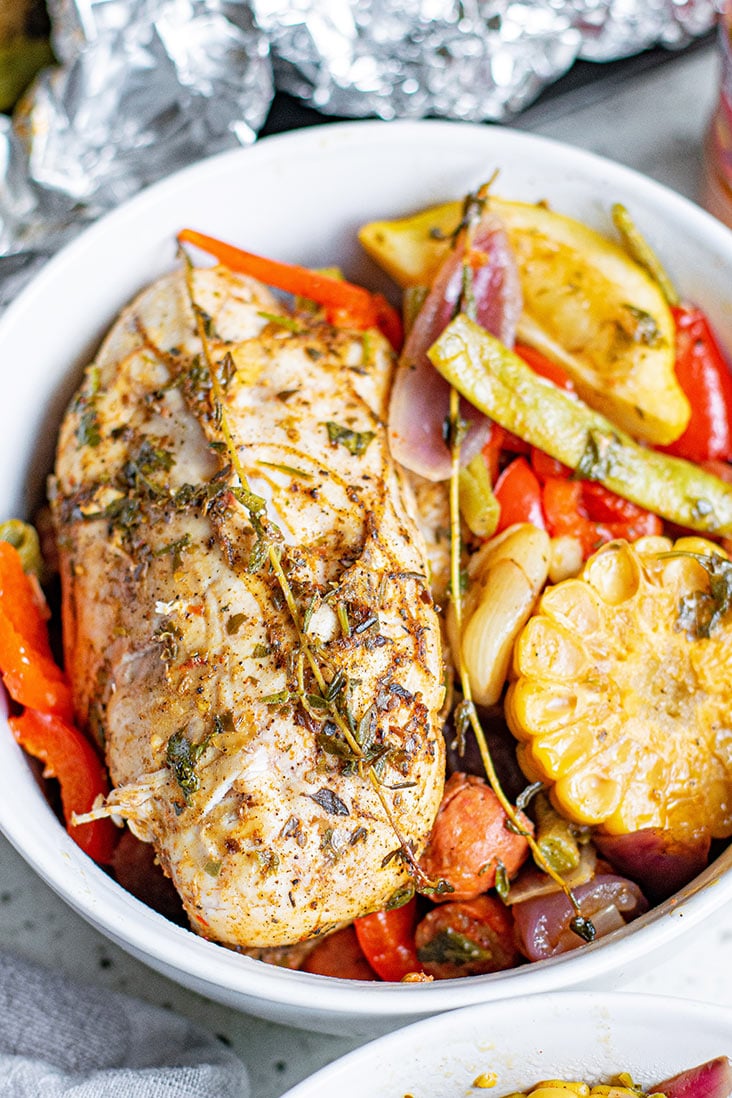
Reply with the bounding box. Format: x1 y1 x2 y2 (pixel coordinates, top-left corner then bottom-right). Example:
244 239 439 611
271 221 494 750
52 264 445 948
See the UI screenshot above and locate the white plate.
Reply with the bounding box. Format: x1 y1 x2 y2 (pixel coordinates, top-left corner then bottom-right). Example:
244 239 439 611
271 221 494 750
281 991 732 1098
0 120 731 1035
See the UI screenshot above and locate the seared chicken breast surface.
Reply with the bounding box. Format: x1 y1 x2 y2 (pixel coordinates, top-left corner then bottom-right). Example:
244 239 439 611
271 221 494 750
52 264 445 948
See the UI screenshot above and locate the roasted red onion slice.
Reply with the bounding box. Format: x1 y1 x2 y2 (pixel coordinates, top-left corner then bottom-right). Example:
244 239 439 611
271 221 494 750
594 828 711 903
389 208 522 480
656 1058 732 1098
512 874 648 962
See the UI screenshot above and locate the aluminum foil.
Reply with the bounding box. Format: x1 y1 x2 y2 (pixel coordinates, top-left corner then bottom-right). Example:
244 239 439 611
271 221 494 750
255 0 724 120
0 0 724 306
0 0 272 305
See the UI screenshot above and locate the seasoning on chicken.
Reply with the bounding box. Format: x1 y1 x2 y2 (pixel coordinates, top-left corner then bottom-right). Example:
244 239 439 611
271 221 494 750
51 263 446 949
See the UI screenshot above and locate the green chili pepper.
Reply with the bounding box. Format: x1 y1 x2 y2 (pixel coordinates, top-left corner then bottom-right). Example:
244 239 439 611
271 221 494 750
428 314 732 537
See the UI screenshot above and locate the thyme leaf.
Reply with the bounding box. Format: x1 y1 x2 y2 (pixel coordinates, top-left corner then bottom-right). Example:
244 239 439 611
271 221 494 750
569 914 597 943
262 689 291 706
494 860 510 902
258 460 314 480
311 787 350 816
515 780 544 812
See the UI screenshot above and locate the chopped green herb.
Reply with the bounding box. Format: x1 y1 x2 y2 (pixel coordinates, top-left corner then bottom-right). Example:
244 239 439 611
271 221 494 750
305 692 329 711
226 612 247 635
385 885 415 910
153 621 182 663
154 533 191 570
212 711 235 735
166 729 211 800
323 420 375 456
257 310 304 334
618 303 662 347
76 409 101 448
325 670 345 703
256 849 280 875
667 551 732 639
576 428 619 482
302 596 318 634
417 928 491 967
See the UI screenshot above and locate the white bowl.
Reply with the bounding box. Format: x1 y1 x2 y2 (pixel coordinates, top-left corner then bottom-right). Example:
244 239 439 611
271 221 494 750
1 120 731 1036
281 991 732 1097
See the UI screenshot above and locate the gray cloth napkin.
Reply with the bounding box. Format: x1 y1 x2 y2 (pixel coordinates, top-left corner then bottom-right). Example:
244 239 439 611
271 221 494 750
0 950 249 1097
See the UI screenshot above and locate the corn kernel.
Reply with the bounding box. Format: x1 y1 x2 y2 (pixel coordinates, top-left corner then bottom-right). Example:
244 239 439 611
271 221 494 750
516 616 589 680
585 543 639 605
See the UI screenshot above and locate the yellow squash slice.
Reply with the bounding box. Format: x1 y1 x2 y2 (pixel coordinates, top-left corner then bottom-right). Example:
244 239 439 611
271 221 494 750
359 197 689 446
505 535 732 839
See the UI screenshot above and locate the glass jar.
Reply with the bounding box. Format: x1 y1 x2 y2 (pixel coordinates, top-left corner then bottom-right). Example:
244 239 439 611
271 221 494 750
702 5 732 228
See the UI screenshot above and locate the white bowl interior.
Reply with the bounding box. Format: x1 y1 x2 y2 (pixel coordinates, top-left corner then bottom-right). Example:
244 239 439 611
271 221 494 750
1 119 732 1034
281 991 732 1098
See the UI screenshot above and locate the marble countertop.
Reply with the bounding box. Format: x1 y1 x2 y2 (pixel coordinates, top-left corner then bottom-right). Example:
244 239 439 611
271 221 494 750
2 40 730 1098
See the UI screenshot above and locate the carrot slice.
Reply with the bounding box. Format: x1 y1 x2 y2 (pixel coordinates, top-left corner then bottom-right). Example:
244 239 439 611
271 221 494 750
178 228 403 349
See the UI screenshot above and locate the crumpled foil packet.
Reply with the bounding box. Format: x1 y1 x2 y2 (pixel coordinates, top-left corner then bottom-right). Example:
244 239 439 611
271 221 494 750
0 0 724 307
0 0 272 304
255 0 723 122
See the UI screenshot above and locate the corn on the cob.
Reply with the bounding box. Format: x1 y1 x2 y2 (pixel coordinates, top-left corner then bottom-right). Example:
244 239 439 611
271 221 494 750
506 535 732 838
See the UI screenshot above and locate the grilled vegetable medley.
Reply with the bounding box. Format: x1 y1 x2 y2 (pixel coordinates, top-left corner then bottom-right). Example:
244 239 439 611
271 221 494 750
4 180 732 980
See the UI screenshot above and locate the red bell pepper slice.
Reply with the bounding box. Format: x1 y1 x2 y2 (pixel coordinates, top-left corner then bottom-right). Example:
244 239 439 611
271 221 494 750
494 456 546 532
9 708 117 864
0 541 52 654
662 306 732 464
514 343 574 392
0 542 73 719
354 896 423 981
495 348 573 465
0 540 115 862
481 423 505 484
530 447 571 482
178 229 403 350
543 478 662 558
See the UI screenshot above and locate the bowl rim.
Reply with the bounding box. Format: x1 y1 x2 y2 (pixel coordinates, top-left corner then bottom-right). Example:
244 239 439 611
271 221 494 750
1 116 732 1021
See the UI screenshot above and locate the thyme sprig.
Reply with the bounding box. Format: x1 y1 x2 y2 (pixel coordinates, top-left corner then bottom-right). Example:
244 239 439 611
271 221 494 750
446 384 594 942
179 249 439 890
